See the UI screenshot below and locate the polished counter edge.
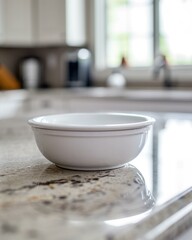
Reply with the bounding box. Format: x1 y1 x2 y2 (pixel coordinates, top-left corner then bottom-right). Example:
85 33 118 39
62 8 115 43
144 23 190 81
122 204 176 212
115 187 192 240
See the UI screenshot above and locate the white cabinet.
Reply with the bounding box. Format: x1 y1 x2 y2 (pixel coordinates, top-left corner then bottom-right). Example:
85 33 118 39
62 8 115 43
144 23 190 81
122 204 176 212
65 0 86 46
0 0 33 44
0 0 86 46
0 0 66 45
37 0 66 44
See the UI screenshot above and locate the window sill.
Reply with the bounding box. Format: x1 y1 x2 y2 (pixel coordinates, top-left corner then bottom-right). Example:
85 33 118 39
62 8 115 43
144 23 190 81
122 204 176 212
93 66 192 88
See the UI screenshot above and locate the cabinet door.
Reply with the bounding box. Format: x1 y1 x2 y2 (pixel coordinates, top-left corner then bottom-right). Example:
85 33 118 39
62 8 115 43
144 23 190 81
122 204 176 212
37 0 66 44
3 0 33 44
0 0 4 42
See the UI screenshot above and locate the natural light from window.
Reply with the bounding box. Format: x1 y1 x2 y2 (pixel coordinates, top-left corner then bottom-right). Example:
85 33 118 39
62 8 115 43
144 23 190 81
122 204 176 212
106 0 152 67
160 0 192 65
106 0 192 68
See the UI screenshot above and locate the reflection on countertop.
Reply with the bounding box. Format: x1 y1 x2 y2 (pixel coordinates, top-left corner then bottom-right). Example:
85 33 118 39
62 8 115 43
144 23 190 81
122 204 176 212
0 162 155 222
1 88 192 239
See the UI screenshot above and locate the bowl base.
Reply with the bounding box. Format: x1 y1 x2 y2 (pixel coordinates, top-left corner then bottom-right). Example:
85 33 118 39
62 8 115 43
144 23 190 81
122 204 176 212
55 163 126 171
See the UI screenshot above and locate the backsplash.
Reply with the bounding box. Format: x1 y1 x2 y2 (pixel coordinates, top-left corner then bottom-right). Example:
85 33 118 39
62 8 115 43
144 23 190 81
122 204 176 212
0 46 86 88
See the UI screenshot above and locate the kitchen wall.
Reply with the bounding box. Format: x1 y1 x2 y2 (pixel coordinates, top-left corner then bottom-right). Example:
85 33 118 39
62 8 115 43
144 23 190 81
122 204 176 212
1 45 192 90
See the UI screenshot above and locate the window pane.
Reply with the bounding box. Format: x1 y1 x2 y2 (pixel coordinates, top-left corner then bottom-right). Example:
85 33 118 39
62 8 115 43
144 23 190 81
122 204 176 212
106 0 153 67
160 0 192 65
129 36 153 66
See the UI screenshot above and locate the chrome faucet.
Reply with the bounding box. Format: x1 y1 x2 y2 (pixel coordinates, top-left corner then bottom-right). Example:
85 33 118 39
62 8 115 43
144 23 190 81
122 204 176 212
153 54 172 88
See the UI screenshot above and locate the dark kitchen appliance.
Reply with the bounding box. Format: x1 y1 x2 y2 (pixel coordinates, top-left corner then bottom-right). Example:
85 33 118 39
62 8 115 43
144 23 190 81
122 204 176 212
64 48 92 87
17 56 45 89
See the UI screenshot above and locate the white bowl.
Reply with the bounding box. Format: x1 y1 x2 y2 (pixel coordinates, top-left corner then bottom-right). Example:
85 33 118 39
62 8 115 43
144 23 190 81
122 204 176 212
28 113 155 170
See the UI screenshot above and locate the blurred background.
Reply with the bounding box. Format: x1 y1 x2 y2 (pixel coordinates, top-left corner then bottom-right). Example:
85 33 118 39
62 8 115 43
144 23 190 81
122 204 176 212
0 0 192 90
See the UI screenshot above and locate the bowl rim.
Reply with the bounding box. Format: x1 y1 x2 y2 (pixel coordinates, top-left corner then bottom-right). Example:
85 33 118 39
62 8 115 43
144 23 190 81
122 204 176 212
28 112 155 132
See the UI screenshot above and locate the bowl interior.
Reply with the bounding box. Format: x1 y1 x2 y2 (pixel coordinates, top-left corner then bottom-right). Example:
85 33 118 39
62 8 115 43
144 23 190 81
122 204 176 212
29 113 155 131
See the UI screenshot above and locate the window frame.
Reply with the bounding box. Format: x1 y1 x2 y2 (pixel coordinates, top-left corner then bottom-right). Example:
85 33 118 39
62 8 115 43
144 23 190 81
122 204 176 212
94 0 158 70
87 0 192 85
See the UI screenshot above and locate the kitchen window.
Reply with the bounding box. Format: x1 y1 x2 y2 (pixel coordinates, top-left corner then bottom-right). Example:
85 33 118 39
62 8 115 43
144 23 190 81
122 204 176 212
94 0 192 69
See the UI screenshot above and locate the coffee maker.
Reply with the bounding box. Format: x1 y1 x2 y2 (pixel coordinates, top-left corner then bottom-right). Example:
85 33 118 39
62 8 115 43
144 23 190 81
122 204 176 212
64 48 92 88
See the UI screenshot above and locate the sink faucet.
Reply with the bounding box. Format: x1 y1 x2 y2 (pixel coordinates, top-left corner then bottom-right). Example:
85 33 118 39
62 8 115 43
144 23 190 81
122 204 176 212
153 54 172 88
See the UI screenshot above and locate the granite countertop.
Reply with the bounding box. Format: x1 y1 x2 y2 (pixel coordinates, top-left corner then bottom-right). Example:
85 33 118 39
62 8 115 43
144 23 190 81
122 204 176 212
65 87 192 102
1 89 192 239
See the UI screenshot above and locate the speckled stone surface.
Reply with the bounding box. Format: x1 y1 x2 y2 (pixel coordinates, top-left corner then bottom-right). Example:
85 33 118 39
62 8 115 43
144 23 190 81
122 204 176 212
0 117 154 240
1 89 192 240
